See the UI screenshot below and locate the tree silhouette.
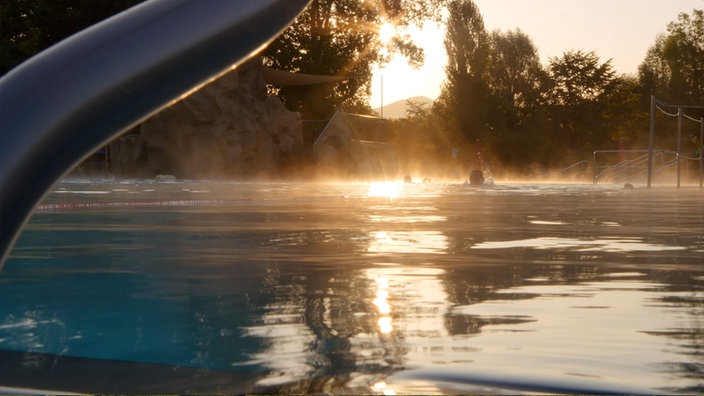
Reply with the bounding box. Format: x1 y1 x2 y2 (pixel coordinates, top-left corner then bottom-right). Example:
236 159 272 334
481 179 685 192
639 9 704 108
437 0 491 147
264 0 449 121
1 0 143 75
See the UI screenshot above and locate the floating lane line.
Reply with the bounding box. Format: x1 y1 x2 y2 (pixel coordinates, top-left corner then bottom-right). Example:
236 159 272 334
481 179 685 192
34 195 371 212
35 199 254 211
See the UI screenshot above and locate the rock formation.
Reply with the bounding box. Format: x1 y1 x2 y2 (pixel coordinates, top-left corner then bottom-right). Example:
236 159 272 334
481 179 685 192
109 57 303 178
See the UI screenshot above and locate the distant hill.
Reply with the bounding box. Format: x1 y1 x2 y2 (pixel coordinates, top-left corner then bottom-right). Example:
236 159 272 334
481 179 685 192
373 96 432 119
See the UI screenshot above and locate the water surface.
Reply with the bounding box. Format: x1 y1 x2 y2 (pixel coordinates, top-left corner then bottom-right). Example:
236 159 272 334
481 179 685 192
1 180 702 393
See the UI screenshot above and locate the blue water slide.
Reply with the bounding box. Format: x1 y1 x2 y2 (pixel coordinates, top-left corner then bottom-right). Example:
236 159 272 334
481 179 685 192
0 0 310 267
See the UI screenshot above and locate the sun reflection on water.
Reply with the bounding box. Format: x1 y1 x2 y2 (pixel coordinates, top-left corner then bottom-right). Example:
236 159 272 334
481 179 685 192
373 277 391 315
373 277 393 334
368 181 403 200
373 380 397 395
471 236 687 252
378 317 393 334
369 230 448 254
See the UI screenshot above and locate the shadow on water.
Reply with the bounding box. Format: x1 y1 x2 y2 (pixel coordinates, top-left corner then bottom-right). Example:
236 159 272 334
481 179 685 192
0 180 702 393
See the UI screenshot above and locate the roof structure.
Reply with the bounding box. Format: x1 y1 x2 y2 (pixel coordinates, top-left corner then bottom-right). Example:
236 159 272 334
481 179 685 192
263 67 350 86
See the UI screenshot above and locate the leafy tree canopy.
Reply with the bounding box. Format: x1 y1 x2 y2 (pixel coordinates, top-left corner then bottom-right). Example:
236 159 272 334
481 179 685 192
546 50 617 106
443 0 489 85
264 0 449 120
488 28 545 123
436 0 491 144
639 9 704 106
437 1 632 171
1 0 144 75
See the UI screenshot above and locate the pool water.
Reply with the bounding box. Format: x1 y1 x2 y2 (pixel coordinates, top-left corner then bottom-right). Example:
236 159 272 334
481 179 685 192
1 179 702 393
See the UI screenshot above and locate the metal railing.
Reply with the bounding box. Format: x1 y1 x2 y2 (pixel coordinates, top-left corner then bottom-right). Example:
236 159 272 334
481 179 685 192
593 150 680 185
555 160 591 179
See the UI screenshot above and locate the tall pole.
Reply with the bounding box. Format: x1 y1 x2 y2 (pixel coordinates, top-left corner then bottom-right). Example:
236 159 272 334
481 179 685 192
647 95 655 188
380 71 384 119
699 117 704 189
676 107 682 189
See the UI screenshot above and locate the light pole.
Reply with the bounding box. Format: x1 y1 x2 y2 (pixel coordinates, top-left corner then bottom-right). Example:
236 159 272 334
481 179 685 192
700 117 703 189
647 95 655 188
380 67 384 119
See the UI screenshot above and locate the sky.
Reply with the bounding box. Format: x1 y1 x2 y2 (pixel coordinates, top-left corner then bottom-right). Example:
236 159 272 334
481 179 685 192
370 0 703 109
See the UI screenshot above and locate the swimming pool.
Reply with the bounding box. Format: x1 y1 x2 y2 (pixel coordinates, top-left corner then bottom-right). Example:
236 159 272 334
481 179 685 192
1 179 702 393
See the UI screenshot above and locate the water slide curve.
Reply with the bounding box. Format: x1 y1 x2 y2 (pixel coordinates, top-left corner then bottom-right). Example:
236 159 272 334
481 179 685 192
0 0 311 268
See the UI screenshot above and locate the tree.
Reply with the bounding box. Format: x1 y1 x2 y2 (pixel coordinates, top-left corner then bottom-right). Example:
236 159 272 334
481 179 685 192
546 50 617 106
601 75 648 149
486 29 547 168
544 50 619 160
264 0 448 121
639 9 704 106
437 0 491 148
488 29 544 118
1 0 143 75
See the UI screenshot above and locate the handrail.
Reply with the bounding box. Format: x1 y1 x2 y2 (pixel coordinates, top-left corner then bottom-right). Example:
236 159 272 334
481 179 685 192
602 154 655 182
557 160 591 174
593 150 679 184
0 0 310 268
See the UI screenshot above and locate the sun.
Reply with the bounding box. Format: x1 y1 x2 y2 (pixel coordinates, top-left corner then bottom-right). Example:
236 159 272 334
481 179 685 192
369 22 446 111
378 21 397 45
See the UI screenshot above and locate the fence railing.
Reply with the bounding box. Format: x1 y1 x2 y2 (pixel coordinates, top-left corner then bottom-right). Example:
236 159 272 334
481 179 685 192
593 150 683 185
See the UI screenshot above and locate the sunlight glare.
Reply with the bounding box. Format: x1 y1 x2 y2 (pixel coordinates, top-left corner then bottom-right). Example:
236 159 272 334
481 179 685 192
368 181 402 199
373 276 393 334
378 316 393 334
369 230 448 254
373 381 397 395
373 277 391 314
378 21 396 45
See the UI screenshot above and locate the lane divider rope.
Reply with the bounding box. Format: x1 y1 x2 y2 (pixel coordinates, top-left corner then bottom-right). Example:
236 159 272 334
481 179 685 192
36 199 254 211
35 195 363 211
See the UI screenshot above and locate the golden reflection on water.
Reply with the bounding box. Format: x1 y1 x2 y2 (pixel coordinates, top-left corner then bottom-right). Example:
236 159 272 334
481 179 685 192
373 277 392 315
368 181 403 200
364 266 450 339
240 308 315 387
373 277 393 333
472 236 687 252
368 213 447 223
373 381 397 395
368 230 448 254
378 317 393 334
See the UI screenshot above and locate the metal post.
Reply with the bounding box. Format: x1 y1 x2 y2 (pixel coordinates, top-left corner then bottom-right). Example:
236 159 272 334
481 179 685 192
647 95 655 188
677 107 682 189
380 72 384 119
699 117 704 189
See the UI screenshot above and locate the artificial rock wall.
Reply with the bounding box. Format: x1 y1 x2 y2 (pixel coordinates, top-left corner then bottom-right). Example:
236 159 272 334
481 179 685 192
109 57 303 178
